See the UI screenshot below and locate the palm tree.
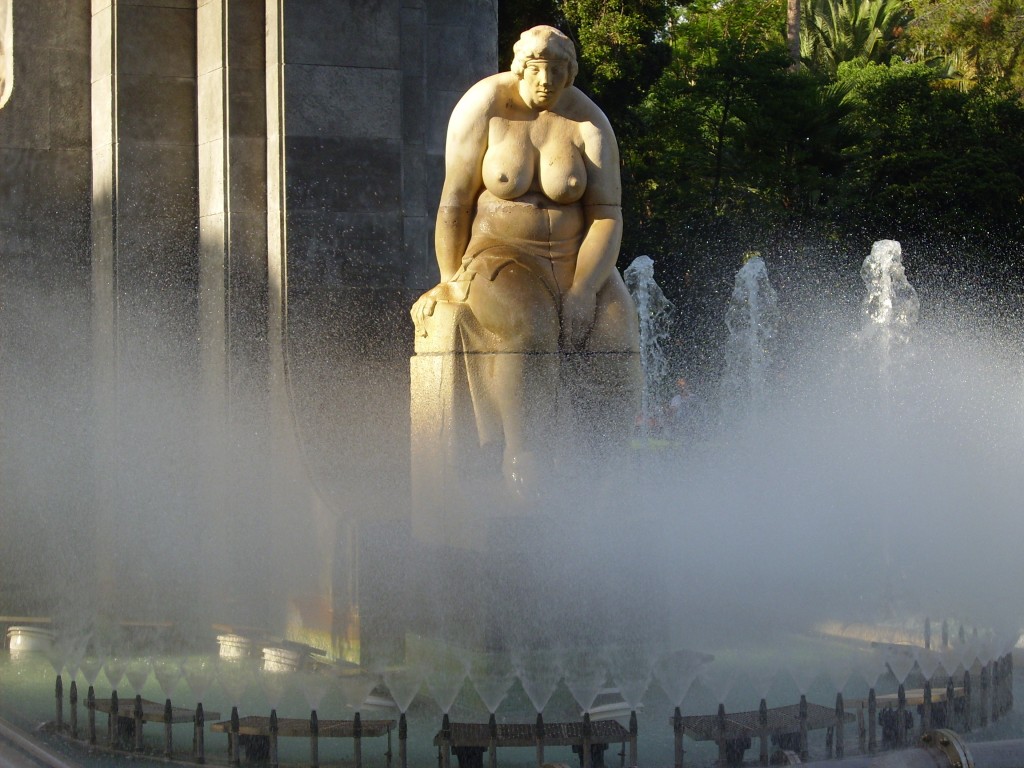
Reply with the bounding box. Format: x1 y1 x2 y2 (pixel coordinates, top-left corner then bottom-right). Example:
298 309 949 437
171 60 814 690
788 0 802 68
801 0 910 75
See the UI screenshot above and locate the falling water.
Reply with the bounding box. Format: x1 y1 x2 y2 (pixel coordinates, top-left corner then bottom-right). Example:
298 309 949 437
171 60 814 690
721 253 780 422
624 255 675 439
858 239 920 606
859 239 919 394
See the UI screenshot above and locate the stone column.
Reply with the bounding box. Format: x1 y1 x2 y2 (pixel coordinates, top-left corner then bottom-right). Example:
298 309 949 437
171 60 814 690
0 0 91 612
91 0 199 609
196 0 270 624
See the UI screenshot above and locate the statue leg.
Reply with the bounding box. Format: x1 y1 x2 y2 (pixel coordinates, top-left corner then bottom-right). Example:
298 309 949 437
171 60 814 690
572 273 643 460
466 265 561 492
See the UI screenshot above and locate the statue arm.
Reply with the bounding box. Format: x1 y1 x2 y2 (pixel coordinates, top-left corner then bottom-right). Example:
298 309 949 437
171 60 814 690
562 113 623 348
434 85 490 282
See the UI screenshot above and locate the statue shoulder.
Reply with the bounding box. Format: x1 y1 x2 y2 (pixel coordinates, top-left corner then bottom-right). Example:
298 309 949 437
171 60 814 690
451 72 517 120
561 88 615 135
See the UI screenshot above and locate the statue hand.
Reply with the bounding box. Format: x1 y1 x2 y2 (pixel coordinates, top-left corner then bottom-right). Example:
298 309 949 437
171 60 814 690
411 292 438 337
560 286 597 350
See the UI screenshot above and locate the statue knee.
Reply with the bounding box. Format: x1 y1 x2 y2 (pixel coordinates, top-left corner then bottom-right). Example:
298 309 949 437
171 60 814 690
503 309 560 352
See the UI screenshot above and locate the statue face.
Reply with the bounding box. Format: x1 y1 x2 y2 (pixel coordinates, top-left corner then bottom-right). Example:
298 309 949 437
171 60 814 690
518 58 570 111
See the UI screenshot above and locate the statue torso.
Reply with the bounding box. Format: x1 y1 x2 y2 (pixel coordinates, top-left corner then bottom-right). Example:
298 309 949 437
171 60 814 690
481 110 587 206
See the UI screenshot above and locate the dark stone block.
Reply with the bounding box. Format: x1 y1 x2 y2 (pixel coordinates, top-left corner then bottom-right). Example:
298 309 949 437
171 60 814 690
117 76 198 144
285 136 401 214
117 4 196 78
284 0 400 69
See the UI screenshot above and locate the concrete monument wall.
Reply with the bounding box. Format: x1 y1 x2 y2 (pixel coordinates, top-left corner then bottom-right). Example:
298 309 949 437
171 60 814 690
0 0 497 655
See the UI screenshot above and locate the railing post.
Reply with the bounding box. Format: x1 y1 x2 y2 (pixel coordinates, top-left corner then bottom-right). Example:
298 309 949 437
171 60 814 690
535 712 545 768
440 713 451 768
629 709 638 768
230 705 240 766
355 711 364 768
1007 653 1015 714
134 694 144 752
947 678 956 732
195 703 205 764
164 698 173 758
993 658 1003 721
673 707 684 768
399 712 407 768
488 712 497 768
310 709 319 768
835 692 845 758
87 685 97 746
964 670 973 732
868 688 876 753
799 695 809 761
981 664 990 727
69 680 78 740
55 675 64 732
583 712 593 768
716 703 727 767
857 701 866 753
895 685 906 749
759 699 768 767
270 709 279 768
109 691 119 748
923 680 932 732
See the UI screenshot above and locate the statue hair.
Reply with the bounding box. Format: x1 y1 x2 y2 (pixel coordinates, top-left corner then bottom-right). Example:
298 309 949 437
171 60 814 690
510 26 578 87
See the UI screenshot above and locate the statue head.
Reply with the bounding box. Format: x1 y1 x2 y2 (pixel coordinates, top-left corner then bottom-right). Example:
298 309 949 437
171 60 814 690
511 26 579 105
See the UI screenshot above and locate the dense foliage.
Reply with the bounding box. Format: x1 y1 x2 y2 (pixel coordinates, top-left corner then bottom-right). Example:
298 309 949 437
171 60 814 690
498 0 1024 307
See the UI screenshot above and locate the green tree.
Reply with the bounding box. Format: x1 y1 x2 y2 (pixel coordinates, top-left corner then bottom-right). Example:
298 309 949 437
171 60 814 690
626 0 851 238
833 59 1024 233
558 0 673 130
801 0 911 76
903 0 1024 96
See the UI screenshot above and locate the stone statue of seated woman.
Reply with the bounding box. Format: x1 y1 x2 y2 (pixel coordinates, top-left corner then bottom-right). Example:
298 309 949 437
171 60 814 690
411 26 640 502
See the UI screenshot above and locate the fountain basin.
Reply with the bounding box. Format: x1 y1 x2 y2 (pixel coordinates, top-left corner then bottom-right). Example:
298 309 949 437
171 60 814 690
216 633 255 659
5 626 54 653
262 642 320 672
